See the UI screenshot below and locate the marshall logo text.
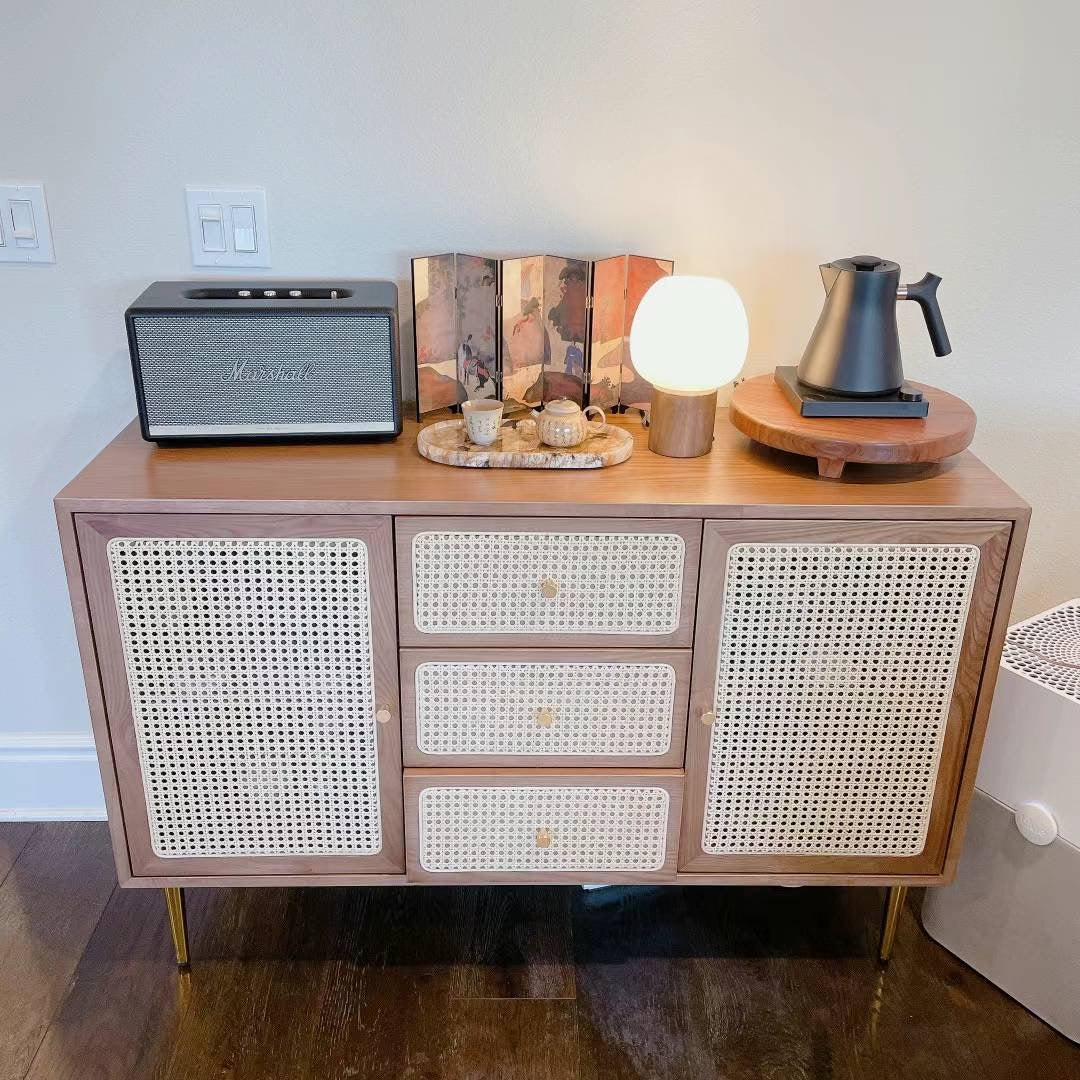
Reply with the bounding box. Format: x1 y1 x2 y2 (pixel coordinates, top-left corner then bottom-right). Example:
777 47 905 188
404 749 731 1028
226 360 316 383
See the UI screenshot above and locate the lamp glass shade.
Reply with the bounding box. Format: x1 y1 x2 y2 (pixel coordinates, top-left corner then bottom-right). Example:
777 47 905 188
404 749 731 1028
629 275 748 394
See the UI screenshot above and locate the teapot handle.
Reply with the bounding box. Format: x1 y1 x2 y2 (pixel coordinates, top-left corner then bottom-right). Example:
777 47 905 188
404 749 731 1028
583 405 607 429
900 273 952 357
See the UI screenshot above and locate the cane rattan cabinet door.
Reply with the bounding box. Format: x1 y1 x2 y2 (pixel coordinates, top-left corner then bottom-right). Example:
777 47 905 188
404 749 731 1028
77 513 404 878
681 520 1011 876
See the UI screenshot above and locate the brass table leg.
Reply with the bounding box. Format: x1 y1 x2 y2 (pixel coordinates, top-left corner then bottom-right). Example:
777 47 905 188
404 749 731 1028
878 884 907 964
164 887 189 968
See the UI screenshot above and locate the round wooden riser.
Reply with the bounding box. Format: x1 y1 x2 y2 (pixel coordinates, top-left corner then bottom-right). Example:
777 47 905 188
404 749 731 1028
730 375 976 478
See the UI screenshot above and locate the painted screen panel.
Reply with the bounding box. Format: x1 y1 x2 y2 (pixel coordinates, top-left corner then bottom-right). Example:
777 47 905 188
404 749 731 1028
413 253 499 416
587 256 673 410
501 255 589 411
456 255 499 402
500 256 547 412
542 256 589 406
620 256 674 410
413 254 461 414
588 256 629 410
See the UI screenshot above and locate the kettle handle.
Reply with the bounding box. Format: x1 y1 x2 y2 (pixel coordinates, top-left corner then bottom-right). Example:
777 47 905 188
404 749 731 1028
900 273 952 357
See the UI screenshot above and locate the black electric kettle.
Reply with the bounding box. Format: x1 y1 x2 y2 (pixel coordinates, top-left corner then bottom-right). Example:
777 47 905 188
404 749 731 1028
797 256 951 397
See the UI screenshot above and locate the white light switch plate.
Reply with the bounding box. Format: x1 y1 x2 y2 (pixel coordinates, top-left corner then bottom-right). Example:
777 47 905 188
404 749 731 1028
185 186 271 268
0 182 55 263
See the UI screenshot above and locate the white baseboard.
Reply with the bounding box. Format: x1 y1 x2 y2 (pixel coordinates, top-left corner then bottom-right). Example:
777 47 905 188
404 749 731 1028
0 807 108 821
0 732 107 821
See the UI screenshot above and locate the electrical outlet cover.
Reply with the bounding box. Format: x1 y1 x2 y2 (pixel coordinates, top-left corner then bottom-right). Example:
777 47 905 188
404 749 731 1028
0 183 55 264
185 186 271 269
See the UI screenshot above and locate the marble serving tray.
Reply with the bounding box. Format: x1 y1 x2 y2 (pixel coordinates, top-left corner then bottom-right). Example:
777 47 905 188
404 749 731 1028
416 417 633 469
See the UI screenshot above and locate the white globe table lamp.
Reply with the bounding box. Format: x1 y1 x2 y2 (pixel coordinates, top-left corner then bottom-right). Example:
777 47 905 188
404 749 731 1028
630 275 749 457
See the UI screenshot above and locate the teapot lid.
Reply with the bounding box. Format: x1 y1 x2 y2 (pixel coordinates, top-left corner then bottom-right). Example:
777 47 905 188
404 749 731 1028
541 397 581 415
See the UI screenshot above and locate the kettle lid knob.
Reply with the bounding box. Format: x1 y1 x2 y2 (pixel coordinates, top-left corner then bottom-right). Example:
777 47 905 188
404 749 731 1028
848 254 887 270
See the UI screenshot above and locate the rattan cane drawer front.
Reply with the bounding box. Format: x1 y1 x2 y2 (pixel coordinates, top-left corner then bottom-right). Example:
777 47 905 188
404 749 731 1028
404 771 683 882
400 648 690 766
396 518 701 646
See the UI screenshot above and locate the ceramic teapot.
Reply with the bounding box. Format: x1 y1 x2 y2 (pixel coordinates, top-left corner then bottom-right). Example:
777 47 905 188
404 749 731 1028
530 398 606 448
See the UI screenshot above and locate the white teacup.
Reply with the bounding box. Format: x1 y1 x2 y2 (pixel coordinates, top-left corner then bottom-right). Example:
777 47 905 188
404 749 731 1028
461 399 504 445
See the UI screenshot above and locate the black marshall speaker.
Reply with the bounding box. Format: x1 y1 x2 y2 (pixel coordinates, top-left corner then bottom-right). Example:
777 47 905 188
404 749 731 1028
125 281 402 443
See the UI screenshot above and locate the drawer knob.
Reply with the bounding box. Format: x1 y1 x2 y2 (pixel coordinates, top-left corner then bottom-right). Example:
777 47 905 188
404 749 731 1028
701 710 716 726
539 577 559 599
376 704 393 725
536 827 553 849
535 706 555 728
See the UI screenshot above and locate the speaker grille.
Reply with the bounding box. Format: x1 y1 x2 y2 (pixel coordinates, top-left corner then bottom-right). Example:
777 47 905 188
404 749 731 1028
132 313 396 427
702 542 980 858
106 536 383 859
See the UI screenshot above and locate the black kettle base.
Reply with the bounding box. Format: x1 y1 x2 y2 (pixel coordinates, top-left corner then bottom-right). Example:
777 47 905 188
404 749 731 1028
774 367 930 418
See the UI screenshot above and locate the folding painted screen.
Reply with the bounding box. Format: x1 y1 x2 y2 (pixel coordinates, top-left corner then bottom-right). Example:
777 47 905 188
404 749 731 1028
413 253 673 417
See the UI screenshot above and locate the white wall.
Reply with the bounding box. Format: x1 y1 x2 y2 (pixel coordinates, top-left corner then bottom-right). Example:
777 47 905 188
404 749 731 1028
2 0 1077 816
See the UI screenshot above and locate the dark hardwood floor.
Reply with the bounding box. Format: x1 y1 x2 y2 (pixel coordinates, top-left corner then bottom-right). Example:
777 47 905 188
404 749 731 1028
1 823 1076 1079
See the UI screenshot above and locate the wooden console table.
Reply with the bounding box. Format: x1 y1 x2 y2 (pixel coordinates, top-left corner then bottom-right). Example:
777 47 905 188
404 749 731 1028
55 414 1028 968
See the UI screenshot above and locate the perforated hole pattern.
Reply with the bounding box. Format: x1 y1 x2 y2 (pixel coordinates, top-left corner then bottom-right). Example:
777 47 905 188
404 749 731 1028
411 531 685 635
703 543 980 858
1002 599 1080 703
107 537 383 859
415 661 676 756
418 786 670 872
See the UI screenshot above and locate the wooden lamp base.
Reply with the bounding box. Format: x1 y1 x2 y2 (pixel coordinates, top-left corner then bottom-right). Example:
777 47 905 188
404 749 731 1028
647 387 718 458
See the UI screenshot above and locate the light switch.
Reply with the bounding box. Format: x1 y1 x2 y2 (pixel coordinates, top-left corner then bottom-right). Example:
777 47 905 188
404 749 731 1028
185 187 271 268
0 183 54 263
231 205 257 253
197 204 226 252
10 200 37 246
